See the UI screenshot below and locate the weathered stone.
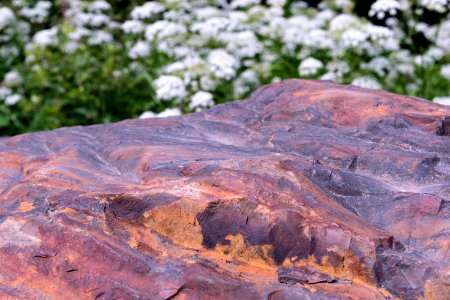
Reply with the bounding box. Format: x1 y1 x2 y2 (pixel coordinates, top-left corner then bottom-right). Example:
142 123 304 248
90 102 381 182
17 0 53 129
0 79 449 299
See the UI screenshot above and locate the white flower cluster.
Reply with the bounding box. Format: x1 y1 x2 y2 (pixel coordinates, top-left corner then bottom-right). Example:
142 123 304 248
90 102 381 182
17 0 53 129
299 58 324 76
28 0 116 51
0 7 15 31
154 75 186 101
441 64 450 80
139 107 181 118
0 71 22 106
369 0 401 19
433 97 450 105
131 2 165 20
2 0 450 116
33 27 58 47
420 0 449 13
351 76 382 90
20 1 52 24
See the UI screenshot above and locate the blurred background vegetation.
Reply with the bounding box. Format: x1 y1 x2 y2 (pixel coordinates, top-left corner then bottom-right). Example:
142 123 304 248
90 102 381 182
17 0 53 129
1 0 450 136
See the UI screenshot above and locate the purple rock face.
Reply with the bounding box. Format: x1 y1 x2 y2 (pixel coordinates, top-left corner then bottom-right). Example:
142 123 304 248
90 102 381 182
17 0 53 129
0 79 449 299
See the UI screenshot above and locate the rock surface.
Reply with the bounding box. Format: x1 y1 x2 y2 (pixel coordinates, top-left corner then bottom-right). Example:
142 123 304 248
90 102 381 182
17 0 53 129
0 79 449 299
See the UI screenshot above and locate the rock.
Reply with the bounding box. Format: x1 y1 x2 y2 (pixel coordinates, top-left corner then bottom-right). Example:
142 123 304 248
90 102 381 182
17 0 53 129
0 79 449 299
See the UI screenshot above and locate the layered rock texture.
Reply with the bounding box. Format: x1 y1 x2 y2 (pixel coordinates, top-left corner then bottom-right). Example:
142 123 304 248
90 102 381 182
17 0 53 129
0 80 449 299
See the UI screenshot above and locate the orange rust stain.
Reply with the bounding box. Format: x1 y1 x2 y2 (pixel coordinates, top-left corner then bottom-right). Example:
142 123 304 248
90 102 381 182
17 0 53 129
215 234 275 269
18 201 34 212
143 199 206 249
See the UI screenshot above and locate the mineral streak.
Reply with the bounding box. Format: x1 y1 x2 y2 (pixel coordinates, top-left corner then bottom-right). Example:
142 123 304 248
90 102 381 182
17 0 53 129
0 80 449 299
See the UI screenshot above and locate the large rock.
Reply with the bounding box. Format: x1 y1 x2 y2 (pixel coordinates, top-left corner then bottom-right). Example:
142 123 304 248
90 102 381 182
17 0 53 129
0 80 449 299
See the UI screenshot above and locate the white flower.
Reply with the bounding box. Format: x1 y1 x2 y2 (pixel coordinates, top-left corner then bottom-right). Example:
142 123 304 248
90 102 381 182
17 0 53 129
302 29 334 49
121 20 145 34
139 111 156 119
89 0 111 12
299 57 324 76
229 11 249 30
329 14 359 32
334 0 353 10
164 55 203 74
364 57 392 77
0 46 19 58
436 20 450 50
420 0 448 13
62 41 79 54
139 108 182 118
4 94 22 106
365 25 398 51
33 27 58 47
397 63 415 75
157 107 182 118
191 17 230 38
406 83 419 93
68 27 91 41
412 48 444 68
189 91 214 110
73 12 110 28
17 20 30 35
36 1 51 9
316 9 336 25
432 97 450 105
164 9 191 23
369 0 401 19
222 31 263 59
20 1 52 23
320 72 339 82
233 69 260 97
267 0 286 7
341 28 368 48
0 87 12 100
207 49 240 80
171 46 196 59
440 64 450 80
154 75 186 101
0 7 15 30
87 30 112 45
200 76 217 91
129 41 150 59
326 61 350 75
145 21 186 41
426 47 444 61
131 2 165 20
351 76 382 89
3 71 22 87
194 7 222 20
230 0 259 10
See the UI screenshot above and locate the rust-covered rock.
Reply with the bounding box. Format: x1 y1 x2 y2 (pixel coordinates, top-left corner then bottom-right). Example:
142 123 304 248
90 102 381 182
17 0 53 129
0 79 449 299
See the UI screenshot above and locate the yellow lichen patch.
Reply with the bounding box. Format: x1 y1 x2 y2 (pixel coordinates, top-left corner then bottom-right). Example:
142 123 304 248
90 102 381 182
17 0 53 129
282 252 373 285
282 253 394 298
59 207 78 214
321 248 375 285
126 222 196 260
128 235 140 249
18 201 34 212
143 199 206 249
215 234 275 269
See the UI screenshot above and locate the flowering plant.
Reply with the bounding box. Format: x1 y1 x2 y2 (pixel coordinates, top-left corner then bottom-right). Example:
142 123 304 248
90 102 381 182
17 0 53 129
1 0 449 135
